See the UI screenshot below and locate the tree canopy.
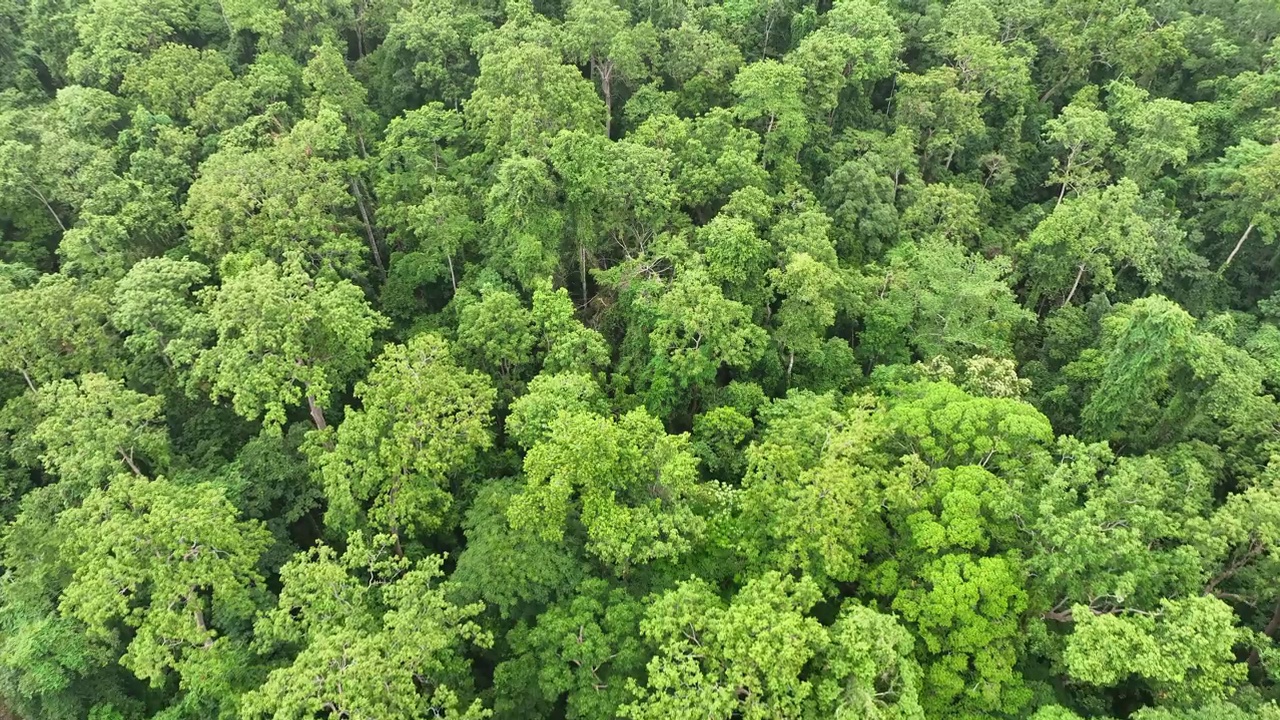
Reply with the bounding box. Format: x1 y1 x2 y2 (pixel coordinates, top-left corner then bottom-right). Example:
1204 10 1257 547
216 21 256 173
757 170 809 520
2 0 1280 718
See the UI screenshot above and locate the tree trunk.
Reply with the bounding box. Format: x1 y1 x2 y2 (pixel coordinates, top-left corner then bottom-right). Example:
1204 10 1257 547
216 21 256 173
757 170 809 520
118 448 143 476
1055 150 1074 208
580 244 589 308
1248 597 1280 666
307 395 328 431
1219 222 1256 273
350 179 384 275
597 59 614 138
28 187 66 232
1039 74 1069 103
1063 262 1087 306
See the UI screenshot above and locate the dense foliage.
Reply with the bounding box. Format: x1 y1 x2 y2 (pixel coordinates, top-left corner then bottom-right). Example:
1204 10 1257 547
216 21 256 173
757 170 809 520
0 0 1279 717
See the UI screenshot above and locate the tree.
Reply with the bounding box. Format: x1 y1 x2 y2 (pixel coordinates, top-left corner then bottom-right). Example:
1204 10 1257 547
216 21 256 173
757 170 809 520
1108 80 1200 188
645 267 769 408
482 155 565 288
119 44 232 122
32 373 168 484
732 59 809 180
449 479 587 618
374 102 474 304
377 0 491 108
621 572 828 720
1063 595 1245 703
892 553 1030 717
1201 139 1280 272
317 333 495 542
454 285 538 395
242 532 491 719
466 42 603 158
182 111 368 276
110 257 210 375
732 393 887 586
1043 85 1115 206
893 67 985 177
64 0 192 87
856 238 1032 366
560 0 658 136
508 407 716 572
1016 180 1167 308
786 0 903 128
57 475 271 694
622 572 926 719
494 578 646 720
191 252 386 429
0 274 117 391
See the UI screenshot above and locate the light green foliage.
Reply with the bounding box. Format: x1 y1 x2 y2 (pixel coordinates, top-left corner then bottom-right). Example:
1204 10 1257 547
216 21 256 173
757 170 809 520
817 601 925 720
1016 180 1168 307
875 379 1055 473
894 67 985 177
303 40 380 148
734 395 886 585
622 572 828 720
119 44 232 121
1043 86 1115 203
550 130 677 268
4 0 1280 717
482 155 564 287
318 333 495 537
65 0 192 86
531 284 610 375
466 43 603 157
691 405 754 482
243 533 491 719
892 553 1030 716
0 274 117 389
1108 80 1200 187
696 213 771 308
733 59 808 180
192 253 387 428
623 572 926 719
455 285 538 392
647 267 769 404
857 238 1032 365
899 181 983 246
1063 595 1244 702
182 111 367 274
32 373 168 485
449 479 587 617
506 371 608 450
634 111 768 212
509 408 715 571
58 475 270 688
494 578 646 720
190 52 303 134
379 0 491 106
110 257 210 371
1201 139 1280 269
1030 447 1212 617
